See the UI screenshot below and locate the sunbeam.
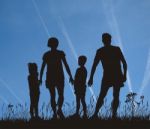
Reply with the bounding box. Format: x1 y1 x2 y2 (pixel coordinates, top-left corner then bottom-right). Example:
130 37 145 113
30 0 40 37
102 0 133 92
31 0 75 97
32 0 50 37
139 48 150 96
0 78 22 104
57 17 97 102
58 17 78 61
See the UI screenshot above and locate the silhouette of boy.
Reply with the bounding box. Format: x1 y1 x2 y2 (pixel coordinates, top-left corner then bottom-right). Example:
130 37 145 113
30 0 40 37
40 37 73 119
28 63 40 119
88 33 127 118
74 56 87 118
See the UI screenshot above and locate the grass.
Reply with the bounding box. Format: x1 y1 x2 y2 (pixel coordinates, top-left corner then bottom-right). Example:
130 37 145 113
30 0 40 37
0 93 150 129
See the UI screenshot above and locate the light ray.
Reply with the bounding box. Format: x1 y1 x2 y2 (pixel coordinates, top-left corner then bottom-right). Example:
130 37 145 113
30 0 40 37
57 17 97 102
0 78 22 104
58 17 78 61
31 0 75 97
32 0 50 37
139 48 150 96
102 0 133 92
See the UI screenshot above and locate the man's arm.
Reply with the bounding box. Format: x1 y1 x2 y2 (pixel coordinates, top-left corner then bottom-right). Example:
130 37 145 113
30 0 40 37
40 61 46 85
62 56 73 84
119 48 127 82
88 51 100 86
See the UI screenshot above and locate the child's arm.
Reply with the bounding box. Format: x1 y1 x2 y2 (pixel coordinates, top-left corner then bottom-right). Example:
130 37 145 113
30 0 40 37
28 75 32 91
39 61 46 85
82 68 87 85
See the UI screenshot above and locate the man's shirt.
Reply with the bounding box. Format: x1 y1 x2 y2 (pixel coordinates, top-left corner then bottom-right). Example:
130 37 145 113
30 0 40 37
94 45 124 85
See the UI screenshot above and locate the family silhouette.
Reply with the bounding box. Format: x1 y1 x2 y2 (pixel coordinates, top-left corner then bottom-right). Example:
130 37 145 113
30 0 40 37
27 33 127 119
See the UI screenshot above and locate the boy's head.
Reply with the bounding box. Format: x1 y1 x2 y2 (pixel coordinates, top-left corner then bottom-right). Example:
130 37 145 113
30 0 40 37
78 55 87 66
28 63 38 74
47 37 59 49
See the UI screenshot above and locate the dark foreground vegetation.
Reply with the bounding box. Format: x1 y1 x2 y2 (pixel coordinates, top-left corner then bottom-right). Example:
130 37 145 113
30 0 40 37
0 117 150 129
0 93 150 129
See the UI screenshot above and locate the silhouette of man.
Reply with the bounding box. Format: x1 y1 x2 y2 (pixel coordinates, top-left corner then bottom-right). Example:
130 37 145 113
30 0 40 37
40 37 73 118
88 33 127 118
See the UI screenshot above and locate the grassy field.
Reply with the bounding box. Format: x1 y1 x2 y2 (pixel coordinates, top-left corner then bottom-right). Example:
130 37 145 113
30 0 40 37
0 92 150 129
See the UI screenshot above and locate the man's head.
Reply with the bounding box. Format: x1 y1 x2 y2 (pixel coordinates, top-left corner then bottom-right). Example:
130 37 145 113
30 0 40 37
102 33 111 46
47 37 59 49
78 55 87 66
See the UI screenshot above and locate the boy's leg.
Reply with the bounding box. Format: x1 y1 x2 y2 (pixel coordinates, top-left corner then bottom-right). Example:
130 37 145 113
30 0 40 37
76 95 80 115
81 95 87 117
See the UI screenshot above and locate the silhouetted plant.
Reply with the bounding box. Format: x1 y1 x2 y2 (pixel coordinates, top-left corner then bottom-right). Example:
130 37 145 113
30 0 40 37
0 94 150 121
124 92 150 119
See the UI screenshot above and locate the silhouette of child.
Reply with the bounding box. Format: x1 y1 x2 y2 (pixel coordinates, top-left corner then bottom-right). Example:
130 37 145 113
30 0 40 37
28 63 40 119
74 56 87 118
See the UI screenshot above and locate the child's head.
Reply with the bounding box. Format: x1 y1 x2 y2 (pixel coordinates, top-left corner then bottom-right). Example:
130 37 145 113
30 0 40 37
28 63 38 75
78 55 87 66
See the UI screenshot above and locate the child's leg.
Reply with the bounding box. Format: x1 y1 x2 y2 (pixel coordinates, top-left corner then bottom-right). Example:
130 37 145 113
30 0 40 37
81 95 87 116
30 94 34 118
76 95 80 115
35 93 40 118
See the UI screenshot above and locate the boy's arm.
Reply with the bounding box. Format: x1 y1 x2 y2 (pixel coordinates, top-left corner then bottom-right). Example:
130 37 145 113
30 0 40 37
82 69 87 85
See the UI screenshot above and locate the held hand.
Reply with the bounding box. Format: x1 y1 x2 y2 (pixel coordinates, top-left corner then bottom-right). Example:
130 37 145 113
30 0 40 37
69 77 74 85
88 78 93 87
39 79 42 85
123 75 127 82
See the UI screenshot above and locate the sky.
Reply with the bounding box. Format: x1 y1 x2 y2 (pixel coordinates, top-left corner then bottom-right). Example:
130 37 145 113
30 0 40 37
0 0 150 113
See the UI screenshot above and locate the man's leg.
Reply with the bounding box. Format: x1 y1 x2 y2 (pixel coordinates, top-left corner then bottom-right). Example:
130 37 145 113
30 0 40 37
112 86 121 118
93 84 109 117
48 85 57 117
57 83 65 118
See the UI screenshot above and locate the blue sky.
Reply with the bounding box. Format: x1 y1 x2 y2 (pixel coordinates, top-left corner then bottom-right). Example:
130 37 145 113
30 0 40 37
0 0 150 111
